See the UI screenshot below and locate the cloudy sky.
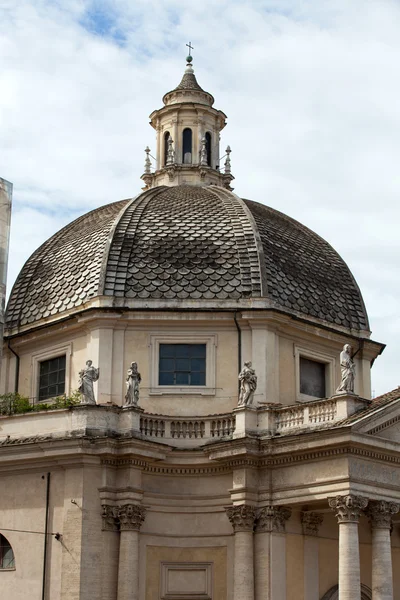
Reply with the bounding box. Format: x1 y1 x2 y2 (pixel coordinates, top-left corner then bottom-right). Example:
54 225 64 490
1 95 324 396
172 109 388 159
1 0 399 395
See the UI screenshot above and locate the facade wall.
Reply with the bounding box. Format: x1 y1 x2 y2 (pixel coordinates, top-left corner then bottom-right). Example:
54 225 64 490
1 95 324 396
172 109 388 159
1 455 400 598
1 309 375 407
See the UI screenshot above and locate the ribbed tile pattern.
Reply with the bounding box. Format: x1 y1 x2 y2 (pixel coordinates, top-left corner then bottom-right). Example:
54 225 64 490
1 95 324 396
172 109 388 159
245 199 369 330
5 185 370 333
6 200 128 329
103 186 262 300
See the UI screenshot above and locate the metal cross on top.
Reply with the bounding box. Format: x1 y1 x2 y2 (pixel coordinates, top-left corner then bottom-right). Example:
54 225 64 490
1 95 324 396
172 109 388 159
186 41 194 57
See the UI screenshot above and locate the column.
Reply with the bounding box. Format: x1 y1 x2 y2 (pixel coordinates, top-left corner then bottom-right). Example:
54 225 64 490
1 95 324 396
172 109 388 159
101 505 120 600
367 500 399 600
254 506 292 600
226 505 257 600
329 495 368 600
301 512 324 600
117 504 146 600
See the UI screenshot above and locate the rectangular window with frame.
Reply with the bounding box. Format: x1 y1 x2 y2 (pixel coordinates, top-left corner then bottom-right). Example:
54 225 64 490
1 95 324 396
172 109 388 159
38 355 66 401
159 344 206 386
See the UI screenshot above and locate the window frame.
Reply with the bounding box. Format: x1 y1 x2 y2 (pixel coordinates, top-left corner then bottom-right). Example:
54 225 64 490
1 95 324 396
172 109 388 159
295 345 335 403
150 334 216 395
31 343 72 402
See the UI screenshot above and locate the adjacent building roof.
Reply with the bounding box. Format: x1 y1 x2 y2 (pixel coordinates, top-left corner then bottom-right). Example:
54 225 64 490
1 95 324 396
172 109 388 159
5 185 370 333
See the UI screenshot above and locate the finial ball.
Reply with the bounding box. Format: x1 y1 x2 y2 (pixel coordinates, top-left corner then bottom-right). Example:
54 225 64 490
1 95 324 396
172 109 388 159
186 55 193 63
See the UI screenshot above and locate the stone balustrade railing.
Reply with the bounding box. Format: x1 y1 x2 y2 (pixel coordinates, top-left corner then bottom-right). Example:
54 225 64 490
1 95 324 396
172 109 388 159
0 393 369 448
274 399 337 432
139 413 236 445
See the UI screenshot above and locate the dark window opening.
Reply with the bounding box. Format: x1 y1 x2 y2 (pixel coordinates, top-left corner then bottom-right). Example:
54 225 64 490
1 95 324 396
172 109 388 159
182 128 192 164
0 534 15 569
163 131 170 166
205 132 212 166
159 344 206 386
300 357 326 398
39 355 66 401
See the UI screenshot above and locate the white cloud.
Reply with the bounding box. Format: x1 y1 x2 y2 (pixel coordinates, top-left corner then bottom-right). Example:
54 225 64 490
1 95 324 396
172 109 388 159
1 0 399 395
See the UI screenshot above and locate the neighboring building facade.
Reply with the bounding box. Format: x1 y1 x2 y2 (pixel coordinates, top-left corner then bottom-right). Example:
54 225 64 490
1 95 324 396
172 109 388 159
1 56 400 600
0 177 12 371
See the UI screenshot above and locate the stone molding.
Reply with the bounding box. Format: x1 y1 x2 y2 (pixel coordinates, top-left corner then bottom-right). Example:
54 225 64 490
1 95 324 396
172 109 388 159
301 511 324 536
225 505 257 532
101 503 146 532
328 494 368 523
366 500 399 529
255 506 292 533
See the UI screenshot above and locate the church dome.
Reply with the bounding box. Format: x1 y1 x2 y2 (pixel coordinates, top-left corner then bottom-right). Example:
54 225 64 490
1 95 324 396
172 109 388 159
5 185 369 334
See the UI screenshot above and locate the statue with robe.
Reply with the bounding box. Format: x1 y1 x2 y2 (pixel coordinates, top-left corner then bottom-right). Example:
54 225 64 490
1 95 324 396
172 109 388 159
78 360 99 404
238 361 257 406
125 361 141 406
336 344 355 394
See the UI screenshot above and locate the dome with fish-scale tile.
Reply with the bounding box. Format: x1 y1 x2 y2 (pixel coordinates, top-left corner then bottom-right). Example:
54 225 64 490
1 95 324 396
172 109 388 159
5 184 369 335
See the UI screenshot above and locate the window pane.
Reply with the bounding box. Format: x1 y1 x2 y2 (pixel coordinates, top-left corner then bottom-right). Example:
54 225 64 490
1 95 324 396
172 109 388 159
159 372 174 385
191 344 206 357
40 374 49 388
160 344 175 358
159 358 175 371
176 372 190 385
175 358 190 371
191 372 205 385
175 344 190 357
191 358 205 372
49 371 58 385
300 357 326 398
40 361 49 375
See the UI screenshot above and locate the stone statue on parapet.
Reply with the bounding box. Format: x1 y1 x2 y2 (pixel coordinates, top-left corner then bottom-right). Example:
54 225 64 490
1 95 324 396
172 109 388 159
336 344 355 394
125 361 141 406
238 361 257 406
78 360 99 404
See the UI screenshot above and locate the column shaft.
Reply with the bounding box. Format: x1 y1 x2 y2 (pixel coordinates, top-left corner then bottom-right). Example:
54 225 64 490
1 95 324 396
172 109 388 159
338 521 361 600
254 532 269 600
367 500 399 600
234 531 254 600
372 527 393 600
329 495 368 600
117 529 139 600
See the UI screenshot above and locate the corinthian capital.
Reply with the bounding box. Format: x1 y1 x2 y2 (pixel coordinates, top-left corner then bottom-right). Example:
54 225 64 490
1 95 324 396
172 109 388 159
328 495 368 523
301 512 324 536
101 504 120 531
256 506 292 533
366 500 399 529
118 504 146 531
225 505 257 532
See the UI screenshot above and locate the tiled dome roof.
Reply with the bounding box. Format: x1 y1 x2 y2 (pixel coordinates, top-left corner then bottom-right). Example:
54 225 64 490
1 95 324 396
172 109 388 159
5 185 369 333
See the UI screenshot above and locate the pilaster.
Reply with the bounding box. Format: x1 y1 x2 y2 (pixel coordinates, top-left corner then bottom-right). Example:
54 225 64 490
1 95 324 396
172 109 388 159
254 506 292 600
226 505 256 600
301 512 324 600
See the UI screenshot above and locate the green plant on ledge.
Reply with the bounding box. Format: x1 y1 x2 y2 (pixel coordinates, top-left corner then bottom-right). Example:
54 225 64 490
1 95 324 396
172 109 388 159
0 391 81 416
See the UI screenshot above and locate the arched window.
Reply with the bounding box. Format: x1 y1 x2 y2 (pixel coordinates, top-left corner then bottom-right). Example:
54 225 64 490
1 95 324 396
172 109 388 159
182 128 192 164
0 534 15 569
205 132 212 166
163 131 170 166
